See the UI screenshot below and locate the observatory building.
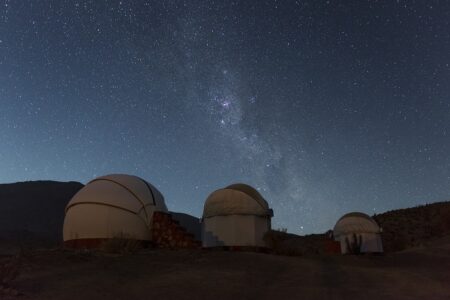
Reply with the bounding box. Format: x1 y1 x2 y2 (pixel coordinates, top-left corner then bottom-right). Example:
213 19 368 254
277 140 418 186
202 183 273 248
333 212 383 254
63 174 168 248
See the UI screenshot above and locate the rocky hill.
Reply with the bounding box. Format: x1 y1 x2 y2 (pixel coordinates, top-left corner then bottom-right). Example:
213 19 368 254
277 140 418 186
373 201 450 252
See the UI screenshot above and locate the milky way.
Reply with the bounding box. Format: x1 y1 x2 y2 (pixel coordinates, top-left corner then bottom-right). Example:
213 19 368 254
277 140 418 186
1 1 450 233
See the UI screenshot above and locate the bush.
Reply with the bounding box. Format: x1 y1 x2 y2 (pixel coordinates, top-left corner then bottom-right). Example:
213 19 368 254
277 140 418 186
345 233 362 255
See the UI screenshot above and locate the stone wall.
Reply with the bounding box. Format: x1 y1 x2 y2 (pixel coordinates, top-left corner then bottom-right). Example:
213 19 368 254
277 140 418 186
152 212 201 249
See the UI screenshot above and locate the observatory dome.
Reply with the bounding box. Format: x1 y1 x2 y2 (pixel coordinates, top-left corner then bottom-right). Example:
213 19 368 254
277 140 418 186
203 183 271 218
63 174 167 246
333 212 381 237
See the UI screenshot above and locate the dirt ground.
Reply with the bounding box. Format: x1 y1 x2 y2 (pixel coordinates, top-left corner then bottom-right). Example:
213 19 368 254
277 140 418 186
3 236 450 300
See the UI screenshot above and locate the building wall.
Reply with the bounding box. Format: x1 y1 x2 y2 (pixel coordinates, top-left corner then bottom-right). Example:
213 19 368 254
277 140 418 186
202 215 270 247
63 203 151 242
338 232 383 254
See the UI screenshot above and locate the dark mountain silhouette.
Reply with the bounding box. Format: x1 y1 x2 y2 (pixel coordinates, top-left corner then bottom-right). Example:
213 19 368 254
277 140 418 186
0 181 84 246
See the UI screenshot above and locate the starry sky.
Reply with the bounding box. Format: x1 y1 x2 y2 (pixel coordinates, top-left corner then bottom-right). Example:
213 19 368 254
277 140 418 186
1 0 450 234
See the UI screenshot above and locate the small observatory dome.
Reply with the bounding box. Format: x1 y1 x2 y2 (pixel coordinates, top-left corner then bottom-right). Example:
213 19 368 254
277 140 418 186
203 183 271 218
333 212 381 236
63 174 167 248
333 212 383 254
202 183 272 248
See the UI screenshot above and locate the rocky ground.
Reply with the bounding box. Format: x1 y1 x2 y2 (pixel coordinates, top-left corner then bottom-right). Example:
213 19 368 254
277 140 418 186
1 235 449 300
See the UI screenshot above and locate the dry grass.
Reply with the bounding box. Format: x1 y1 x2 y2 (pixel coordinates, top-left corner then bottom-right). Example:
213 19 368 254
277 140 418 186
8 240 450 300
99 236 143 254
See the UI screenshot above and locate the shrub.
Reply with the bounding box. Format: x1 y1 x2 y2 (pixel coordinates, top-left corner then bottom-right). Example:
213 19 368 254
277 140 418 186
345 233 362 255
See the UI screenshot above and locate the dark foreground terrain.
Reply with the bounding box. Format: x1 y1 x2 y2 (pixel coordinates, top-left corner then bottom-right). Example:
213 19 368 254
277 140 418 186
1 182 449 299
2 235 449 300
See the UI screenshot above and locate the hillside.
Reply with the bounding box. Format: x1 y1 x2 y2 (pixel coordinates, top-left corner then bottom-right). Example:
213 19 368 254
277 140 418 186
264 201 450 255
0 181 84 246
373 201 450 252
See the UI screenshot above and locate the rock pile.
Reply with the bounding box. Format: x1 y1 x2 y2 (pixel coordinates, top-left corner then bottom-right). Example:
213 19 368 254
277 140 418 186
152 212 201 249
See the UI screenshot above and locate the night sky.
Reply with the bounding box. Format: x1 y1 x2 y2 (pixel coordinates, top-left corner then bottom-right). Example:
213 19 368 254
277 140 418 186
1 1 450 234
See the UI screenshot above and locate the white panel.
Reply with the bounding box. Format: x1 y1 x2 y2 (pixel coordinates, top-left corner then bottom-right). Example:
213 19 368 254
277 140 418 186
63 204 151 241
146 182 168 212
204 190 268 218
334 216 380 236
95 174 154 207
68 180 144 213
338 233 383 254
202 215 270 247
339 236 348 254
78 174 168 213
